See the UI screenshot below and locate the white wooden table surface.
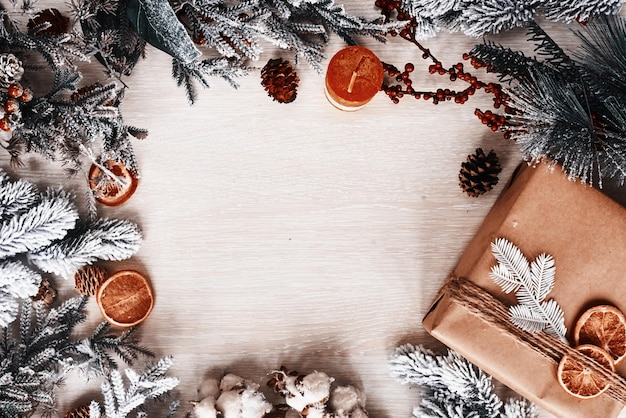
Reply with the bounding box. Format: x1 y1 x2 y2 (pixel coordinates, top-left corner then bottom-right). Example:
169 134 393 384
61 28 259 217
4 3 625 417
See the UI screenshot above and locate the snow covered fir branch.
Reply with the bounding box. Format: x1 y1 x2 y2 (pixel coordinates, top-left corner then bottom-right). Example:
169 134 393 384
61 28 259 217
468 16 626 186
390 344 537 418
394 0 624 38
0 297 156 417
0 168 141 325
0 8 145 179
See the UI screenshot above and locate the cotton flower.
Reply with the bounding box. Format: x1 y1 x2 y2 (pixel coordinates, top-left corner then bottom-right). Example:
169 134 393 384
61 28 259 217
330 386 367 418
193 374 272 418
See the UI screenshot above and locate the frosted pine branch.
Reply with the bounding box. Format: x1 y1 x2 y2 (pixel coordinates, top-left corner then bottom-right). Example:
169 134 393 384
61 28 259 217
390 344 537 418
0 188 78 259
460 1 536 37
87 219 143 260
0 261 41 327
89 357 180 418
28 219 142 278
398 0 626 37
543 0 624 23
0 178 38 221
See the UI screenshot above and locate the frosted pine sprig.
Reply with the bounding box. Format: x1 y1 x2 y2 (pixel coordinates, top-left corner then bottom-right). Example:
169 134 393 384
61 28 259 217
88 357 179 418
489 237 567 342
0 260 41 326
0 178 39 221
389 344 537 418
28 219 142 278
0 188 78 259
399 0 626 37
89 219 143 260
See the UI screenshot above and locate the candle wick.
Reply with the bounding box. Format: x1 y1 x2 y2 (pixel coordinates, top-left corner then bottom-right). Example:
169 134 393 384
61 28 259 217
347 56 367 94
347 71 357 93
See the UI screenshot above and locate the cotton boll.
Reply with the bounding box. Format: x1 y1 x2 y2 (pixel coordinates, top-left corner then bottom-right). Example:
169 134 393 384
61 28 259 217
299 372 333 404
240 386 273 418
302 405 328 418
214 374 272 418
330 386 366 413
220 373 247 391
283 371 333 413
216 390 243 418
198 378 221 399
192 396 218 418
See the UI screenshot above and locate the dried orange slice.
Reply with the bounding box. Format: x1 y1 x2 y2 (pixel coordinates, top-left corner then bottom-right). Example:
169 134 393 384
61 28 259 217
557 344 615 399
88 160 138 206
96 270 154 327
574 305 626 365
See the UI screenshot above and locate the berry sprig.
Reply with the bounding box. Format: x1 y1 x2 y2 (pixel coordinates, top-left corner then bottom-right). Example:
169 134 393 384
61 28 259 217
376 1 515 134
0 82 33 132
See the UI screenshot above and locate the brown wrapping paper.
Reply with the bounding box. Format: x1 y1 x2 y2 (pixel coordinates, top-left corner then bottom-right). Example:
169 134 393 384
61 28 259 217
422 161 626 418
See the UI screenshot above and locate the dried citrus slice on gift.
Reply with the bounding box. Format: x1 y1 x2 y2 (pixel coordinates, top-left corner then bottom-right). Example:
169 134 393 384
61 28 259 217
96 270 154 327
557 344 615 399
574 305 626 365
88 160 138 206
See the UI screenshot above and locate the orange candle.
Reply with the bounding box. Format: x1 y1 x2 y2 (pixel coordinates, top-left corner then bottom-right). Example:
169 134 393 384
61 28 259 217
324 46 384 111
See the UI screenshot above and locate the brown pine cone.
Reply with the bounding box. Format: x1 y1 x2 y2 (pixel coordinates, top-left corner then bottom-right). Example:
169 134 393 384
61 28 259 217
459 148 502 197
261 58 299 104
27 8 70 36
74 265 108 296
64 404 90 418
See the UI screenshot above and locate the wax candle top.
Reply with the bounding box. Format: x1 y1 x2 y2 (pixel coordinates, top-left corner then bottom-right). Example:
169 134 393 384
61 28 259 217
325 46 384 110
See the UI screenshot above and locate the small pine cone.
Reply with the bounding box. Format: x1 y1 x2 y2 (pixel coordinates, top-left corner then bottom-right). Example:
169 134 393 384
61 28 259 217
64 404 91 418
459 148 502 197
0 54 24 87
27 8 70 36
32 278 57 307
261 58 299 104
74 265 108 296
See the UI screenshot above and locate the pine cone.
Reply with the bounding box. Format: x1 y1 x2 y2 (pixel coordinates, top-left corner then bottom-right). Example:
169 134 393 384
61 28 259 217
459 148 502 197
261 58 299 104
27 8 70 36
32 278 57 307
64 404 91 418
0 54 24 87
74 265 108 296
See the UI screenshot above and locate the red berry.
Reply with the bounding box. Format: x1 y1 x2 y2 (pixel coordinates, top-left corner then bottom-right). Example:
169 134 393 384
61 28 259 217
7 83 23 98
0 118 10 131
4 99 19 113
20 88 33 103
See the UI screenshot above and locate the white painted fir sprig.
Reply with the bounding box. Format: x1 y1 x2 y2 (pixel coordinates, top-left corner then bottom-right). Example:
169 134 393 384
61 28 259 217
489 238 567 342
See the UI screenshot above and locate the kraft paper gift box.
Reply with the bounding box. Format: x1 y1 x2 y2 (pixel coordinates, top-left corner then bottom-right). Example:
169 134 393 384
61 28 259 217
422 161 626 418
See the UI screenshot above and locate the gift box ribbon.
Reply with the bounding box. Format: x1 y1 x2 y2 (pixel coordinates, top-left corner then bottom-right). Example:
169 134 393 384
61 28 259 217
442 276 626 403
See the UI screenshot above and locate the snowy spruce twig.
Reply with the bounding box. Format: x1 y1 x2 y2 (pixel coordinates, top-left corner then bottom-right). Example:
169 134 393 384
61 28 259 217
390 343 537 418
89 357 180 418
398 0 625 39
